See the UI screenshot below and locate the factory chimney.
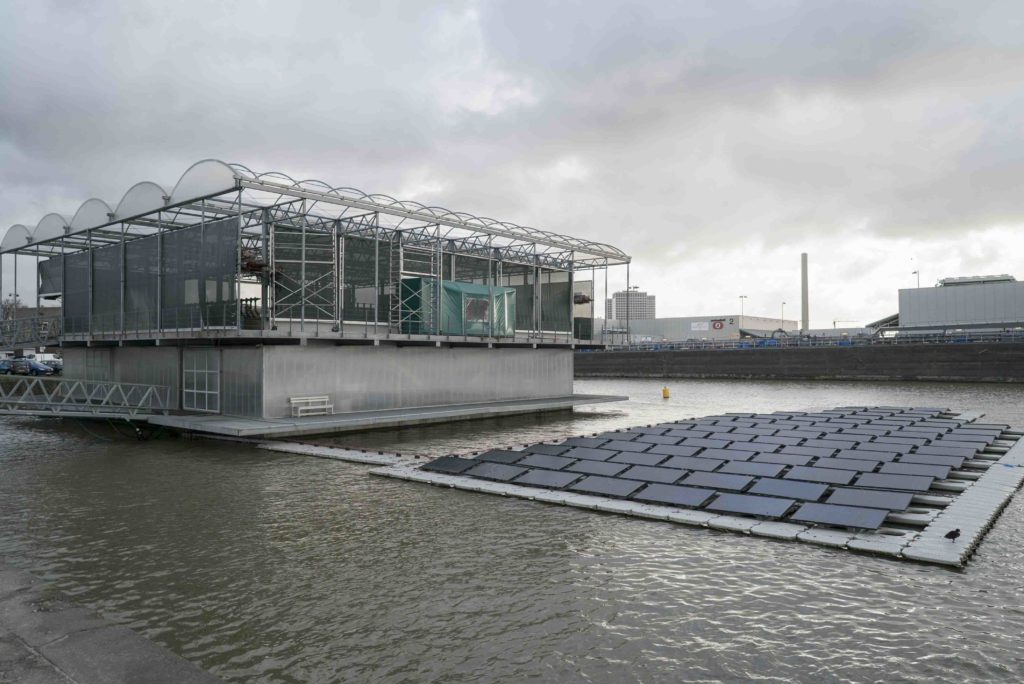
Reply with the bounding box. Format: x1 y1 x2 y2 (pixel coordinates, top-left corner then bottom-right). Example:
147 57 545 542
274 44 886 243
800 253 809 333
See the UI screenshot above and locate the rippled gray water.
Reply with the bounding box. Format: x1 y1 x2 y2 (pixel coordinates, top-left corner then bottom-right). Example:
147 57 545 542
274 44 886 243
2 378 1024 682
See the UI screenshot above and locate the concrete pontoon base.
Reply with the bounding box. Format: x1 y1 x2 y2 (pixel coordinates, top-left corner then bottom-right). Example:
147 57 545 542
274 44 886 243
149 394 625 438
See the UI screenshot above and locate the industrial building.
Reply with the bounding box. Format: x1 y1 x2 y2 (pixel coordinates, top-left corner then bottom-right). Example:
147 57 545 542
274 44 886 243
599 314 797 344
897 275 1024 331
0 160 629 434
605 287 656 321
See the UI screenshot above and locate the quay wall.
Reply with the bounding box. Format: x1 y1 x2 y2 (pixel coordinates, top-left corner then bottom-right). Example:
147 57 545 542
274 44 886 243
574 342 1024 383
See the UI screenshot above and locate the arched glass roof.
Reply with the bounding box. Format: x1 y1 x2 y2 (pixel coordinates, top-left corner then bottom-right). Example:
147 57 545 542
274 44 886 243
2 159 630 266
0 224 31 251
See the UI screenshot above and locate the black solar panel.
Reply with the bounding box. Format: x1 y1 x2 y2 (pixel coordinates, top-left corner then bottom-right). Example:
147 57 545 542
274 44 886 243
527 444 571 456
880 462 950 479
661 456 724 471
874 436 929 447
664 428 713 439
916 444 980 458
899 453 964 468
785 466 857 485
754 452 812 467
644 444 704 457
800 439 850 450
421 457 476 474
732 427 778 436
632 434 683 445
602 440 651 453
563 447 617 462
707 493 795 518
854 472 934 492
631 484 714 508
465 462 528 482
790 502 887 530
747 478 828 501
681 471 753 492
754 435 804 446
679 437 733 449
514 469 581 489
609 452 668 467
619 465 686 484
719 461 785 478
778 445 839 458
517 453 575 470
476 449 526 464
631 426 670 436
825 488 913 511
852 442 909 455
834 449 896 463
562 437 609 449
813 457 880 472
566 460 630 477
569 476 644 498
698 448 753 462
726 442 780 454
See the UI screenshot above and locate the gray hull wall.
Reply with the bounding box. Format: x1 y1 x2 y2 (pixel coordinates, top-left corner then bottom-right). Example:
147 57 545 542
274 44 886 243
261 345 572 418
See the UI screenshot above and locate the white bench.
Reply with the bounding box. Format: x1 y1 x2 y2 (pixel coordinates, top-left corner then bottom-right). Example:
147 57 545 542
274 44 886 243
289 395 334 417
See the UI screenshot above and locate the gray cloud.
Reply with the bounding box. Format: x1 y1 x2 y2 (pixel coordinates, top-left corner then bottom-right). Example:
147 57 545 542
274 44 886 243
2 0 1022 325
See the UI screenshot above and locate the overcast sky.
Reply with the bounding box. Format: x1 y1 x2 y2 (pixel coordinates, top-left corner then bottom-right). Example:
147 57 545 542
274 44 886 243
2 0 1022 327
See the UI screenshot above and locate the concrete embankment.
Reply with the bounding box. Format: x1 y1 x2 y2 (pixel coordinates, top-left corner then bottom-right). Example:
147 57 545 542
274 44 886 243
574 342 1024 382
0 561 218 683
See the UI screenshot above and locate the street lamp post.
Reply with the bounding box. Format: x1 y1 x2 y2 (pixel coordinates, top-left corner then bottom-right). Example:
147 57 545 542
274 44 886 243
781 301 786 329
912 270 920 288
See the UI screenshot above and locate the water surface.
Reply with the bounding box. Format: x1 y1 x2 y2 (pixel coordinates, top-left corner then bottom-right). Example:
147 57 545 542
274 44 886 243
1 378 1022 682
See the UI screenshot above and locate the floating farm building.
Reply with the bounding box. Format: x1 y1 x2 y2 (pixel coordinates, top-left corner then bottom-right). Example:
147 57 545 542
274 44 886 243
0 160 629 435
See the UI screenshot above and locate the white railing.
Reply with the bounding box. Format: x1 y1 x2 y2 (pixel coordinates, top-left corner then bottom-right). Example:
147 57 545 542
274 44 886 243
0 377 171 418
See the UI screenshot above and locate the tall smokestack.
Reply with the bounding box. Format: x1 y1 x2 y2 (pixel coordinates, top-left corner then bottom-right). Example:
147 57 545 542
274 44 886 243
800 253 809 333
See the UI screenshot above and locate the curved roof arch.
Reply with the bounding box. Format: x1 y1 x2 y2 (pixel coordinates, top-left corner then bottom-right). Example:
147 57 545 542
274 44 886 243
1 224 32 251
69 199 113 231
32 213 70 243
169 159 238 204
115 181 167 219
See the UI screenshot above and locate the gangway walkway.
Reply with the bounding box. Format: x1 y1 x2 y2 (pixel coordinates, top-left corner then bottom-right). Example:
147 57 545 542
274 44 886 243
0 377 170 419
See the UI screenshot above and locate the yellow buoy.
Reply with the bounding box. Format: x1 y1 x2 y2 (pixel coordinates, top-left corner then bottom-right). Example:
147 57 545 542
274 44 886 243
662 386 670 399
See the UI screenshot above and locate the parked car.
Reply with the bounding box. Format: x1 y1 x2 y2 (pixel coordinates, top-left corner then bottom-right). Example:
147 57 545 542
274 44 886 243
42 359 63 375
11 358 54 376
0 359 11 375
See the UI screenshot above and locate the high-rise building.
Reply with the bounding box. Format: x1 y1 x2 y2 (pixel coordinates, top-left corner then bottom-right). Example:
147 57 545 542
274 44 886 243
605 288 656 320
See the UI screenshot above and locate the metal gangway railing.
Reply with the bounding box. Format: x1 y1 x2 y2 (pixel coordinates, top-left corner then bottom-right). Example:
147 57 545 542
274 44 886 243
0 315 62 348
0 377 171 419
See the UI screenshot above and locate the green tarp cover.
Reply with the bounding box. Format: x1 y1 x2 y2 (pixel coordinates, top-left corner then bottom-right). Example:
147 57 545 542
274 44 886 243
401 278 516 337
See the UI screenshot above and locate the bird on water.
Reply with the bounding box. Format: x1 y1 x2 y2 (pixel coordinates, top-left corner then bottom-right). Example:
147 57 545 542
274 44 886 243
944 528 961 542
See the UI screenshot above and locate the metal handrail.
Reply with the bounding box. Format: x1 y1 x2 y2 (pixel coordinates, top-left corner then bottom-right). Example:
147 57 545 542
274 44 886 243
0 377 171 417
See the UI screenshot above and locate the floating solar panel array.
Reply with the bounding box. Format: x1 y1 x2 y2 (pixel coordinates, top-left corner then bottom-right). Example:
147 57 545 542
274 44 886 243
421 406 1008 531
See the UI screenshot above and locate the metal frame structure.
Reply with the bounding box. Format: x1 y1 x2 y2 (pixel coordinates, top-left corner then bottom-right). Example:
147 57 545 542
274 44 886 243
0 377 170 418
1 160 629 348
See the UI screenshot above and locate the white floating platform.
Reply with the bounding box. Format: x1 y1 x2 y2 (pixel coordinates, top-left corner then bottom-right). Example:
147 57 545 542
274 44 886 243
150 394 624 438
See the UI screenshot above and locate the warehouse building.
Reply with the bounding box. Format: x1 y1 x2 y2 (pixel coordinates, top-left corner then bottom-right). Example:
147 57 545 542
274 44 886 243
599 314 797 343
898 275 1024 331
